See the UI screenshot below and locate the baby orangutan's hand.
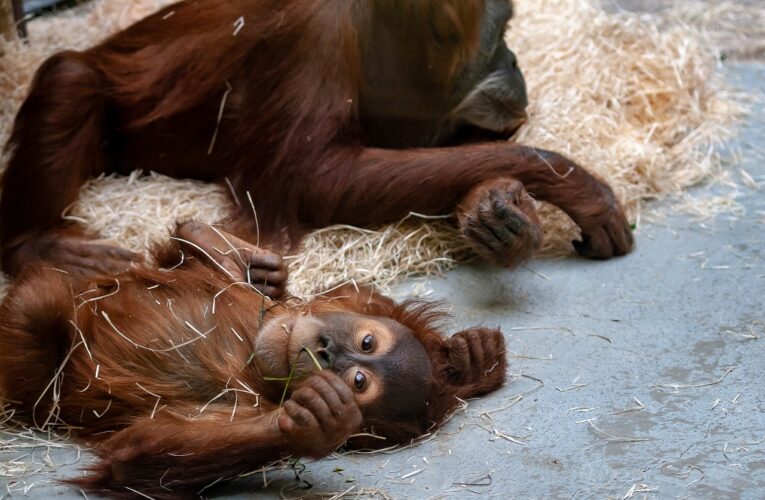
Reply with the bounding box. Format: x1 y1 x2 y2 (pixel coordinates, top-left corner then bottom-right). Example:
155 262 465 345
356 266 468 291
278 371 362 457
444 327 507 396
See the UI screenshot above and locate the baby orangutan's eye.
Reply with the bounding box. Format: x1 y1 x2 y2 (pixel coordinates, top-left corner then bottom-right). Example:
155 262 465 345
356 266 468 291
361 334 374 352
354 371 367 391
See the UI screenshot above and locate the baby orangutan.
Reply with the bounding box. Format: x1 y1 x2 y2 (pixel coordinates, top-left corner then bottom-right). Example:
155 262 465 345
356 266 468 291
0 222 506 497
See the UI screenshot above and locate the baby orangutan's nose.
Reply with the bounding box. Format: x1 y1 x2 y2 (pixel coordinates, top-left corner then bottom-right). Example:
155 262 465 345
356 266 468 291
315 333 336 369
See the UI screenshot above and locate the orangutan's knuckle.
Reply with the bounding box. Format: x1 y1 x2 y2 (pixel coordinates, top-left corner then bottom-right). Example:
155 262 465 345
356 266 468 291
310 376 331 393
294 388 318 405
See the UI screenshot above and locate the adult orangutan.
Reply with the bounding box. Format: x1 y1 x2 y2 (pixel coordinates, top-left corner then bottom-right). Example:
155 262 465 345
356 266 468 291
0 221 507 497
0 0 632 277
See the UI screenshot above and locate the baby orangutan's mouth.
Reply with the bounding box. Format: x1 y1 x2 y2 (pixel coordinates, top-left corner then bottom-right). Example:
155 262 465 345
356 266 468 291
254 314 327 380
253 315 296 379
284 316 330 377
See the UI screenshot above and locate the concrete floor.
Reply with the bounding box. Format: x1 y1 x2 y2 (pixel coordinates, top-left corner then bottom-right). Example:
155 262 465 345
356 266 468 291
2 60 762 500
243 62 762 500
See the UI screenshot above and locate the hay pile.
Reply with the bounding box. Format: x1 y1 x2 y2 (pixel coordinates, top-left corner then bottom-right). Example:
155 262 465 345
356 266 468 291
664 2 765 59
0 0 749 298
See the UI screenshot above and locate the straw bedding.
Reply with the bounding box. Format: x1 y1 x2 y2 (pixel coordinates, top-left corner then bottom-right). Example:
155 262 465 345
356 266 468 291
0 0 758 493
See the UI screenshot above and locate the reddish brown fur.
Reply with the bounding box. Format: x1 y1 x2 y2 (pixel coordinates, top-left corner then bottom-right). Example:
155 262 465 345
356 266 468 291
0 226 506 497
1 0 632 277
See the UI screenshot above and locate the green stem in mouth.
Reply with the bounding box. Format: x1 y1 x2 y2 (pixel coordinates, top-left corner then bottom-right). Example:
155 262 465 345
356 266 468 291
278 362 297 407
257 298 267 329
246 351 257 365
300 346 325 372
269 347 324 406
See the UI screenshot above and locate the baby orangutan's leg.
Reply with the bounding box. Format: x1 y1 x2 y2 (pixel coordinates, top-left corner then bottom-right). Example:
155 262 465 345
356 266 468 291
175 221 288 298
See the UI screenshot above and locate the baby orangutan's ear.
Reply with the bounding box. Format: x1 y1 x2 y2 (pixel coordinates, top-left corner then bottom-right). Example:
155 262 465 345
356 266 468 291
440 327 507 399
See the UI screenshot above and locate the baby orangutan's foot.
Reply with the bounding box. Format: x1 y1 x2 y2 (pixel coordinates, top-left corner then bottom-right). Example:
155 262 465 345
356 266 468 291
176 221 288 299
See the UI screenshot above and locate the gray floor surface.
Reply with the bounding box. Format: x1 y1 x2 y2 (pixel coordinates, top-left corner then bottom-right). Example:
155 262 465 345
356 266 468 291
2 31 765 500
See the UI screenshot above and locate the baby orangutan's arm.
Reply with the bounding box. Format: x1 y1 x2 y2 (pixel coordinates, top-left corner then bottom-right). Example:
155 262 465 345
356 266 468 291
75 372 361 497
